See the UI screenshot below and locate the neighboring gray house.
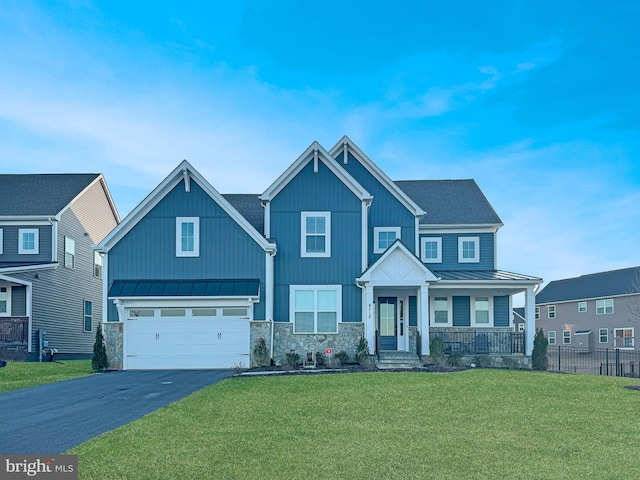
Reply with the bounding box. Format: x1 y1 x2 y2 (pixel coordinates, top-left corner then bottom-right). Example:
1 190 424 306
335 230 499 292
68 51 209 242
0 174 120 360
536 267 640 350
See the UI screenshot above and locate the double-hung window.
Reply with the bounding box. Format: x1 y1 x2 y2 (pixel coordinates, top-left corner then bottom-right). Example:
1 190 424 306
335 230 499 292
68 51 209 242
65 237 75 269
0 229 3 254
596 299 613 315
458 236 479 263
301 212 331 257
599 328 608 344
94 251 103 278
614 328 634 348
548 331 556 345
433 297 449 324
578 301 587 313
548 305 556 319
19 228 39 254
290 285 341 334
421 237 442 263
563 330 571 344
474 297 490 325
84 300 93 332
176 217 200 257
373 227 400 254
0 287 9 315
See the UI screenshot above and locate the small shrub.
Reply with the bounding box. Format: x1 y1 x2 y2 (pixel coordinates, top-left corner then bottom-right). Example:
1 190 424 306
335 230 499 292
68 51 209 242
472 355 492 368
232 362 247 374
283 350 301 369
429 336 446 365
251 337 270 367
532 328 549 371
92 323 109 371
333 350 350 366
315 351 326 366
356 337 371 366
448 353 463 367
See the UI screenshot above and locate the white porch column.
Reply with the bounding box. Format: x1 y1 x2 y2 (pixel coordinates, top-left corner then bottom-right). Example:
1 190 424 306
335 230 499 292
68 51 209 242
525 286 536 355
365 285 375 354
419 284 430 355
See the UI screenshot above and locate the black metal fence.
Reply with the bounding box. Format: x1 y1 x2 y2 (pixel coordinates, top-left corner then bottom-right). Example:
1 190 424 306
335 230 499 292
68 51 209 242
430 330 525 355
548 346 640 378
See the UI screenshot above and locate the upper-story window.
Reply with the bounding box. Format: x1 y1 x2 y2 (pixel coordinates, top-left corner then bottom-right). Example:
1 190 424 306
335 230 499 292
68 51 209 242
94 251 103 278
535 306 540 319
458 236 479 263
373 227 400 254
578 301 587 313
596 299 613 315
64 237 75 269
18 228 39 254
421 237 442 263
301 212 331 258
548 305 556 319
176 217 200 257
0 229 3 254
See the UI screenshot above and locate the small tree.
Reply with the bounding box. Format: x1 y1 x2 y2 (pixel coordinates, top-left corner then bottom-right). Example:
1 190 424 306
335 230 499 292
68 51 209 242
356 337 371 366
532 328 548 371
92 323 109 371
251 337 270 367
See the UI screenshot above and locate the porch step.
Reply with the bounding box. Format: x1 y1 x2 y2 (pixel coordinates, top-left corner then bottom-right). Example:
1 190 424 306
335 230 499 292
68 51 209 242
376 351 422 369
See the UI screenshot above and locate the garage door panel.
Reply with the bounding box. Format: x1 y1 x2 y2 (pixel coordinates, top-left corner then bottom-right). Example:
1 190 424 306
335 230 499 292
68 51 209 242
125 311 250 369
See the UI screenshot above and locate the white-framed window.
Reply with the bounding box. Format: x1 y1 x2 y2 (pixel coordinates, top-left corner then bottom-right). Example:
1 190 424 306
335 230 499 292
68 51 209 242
94 251 103 278
301 212 331 258
290 285 341 334
18 228 39 254
518 323 525 333
0 286 10 316
64 237 75 269
599 328 608 344
473 297 490 325
596 299 614 315
374 227 400 254
614 328 634 349
176 217 200 257
84 300 93 332
421 237 442 263
548 305 556 319
458 236 479 263
563 330 571 344
0 229 3 254
548 331 556 345
535 306 540 320
433 297 450 325
578 301 587 313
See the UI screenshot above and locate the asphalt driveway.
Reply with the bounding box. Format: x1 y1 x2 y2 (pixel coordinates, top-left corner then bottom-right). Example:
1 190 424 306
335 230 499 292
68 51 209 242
0 369 233 454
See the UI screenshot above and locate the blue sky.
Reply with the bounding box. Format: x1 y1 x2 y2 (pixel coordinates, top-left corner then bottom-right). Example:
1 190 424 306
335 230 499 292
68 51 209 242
1 1 638 292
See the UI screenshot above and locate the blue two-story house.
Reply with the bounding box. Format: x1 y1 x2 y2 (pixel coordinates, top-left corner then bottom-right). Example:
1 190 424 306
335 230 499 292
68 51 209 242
98 137 541 369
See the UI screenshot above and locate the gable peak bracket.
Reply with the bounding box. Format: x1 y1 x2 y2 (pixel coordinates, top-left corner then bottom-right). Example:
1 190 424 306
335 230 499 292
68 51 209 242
343 142 348 164
182 167 191 193
313 149 319 173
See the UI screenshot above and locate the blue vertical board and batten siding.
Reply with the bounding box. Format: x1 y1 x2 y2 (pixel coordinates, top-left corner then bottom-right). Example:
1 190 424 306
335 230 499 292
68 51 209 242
493 295 510 327
270 160 363 323
107 180 267 322
421 232 494 270
335 151 416 264
452 296 471 326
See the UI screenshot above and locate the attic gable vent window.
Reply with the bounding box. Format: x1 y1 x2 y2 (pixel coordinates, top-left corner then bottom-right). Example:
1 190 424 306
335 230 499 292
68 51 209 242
176 217 200 257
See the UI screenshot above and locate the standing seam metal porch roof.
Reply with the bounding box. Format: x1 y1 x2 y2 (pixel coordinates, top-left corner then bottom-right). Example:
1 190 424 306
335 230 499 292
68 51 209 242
108 279 260 298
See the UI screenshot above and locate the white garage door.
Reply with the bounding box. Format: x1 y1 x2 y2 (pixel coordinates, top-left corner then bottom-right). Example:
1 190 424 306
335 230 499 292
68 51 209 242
125 307 250 369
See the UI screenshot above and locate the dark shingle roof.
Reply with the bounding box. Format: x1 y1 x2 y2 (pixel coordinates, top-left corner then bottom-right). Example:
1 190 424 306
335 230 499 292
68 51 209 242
0 174 100 216
395 180 502 225
536 267 640 304
223 194 264 234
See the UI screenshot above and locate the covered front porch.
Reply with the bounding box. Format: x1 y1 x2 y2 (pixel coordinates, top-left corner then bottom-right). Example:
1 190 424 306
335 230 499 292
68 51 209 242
0 274 33 360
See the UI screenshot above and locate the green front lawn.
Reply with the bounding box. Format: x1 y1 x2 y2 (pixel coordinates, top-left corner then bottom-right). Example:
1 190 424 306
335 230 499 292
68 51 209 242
71 370 640 479
0 360 94 393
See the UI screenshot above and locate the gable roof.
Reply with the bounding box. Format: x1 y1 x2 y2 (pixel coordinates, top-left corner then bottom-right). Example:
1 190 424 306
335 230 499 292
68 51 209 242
223 194 263 234
260 141 372 203
536 266 640 304
395 180 502 226
357 239 439 285
0 173 104 217
99 160 275 253
329 136 426 217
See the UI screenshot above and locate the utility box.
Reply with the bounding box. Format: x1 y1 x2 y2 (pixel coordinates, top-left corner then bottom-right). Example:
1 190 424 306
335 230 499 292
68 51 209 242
574 330 593 353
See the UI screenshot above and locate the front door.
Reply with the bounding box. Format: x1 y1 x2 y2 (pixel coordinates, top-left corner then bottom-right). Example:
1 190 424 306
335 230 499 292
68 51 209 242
378 297 397 350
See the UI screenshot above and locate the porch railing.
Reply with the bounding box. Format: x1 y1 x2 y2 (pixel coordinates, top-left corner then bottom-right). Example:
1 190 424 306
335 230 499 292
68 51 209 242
0 317 29 343
429 330 525 356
